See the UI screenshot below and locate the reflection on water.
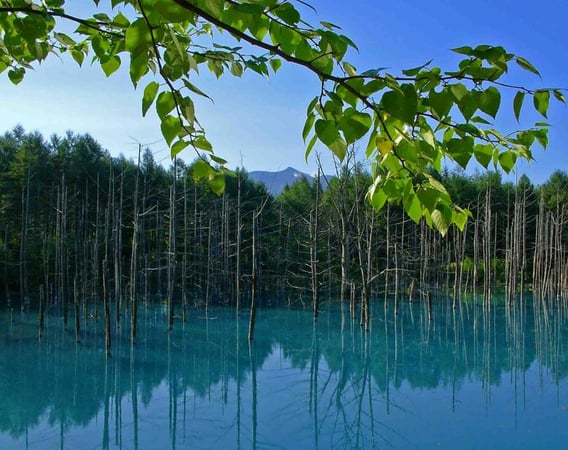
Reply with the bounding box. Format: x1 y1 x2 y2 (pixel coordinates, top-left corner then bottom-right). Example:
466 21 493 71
1 299 567 449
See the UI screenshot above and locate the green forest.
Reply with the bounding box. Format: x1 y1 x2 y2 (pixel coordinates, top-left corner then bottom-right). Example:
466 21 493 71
1 126 567 327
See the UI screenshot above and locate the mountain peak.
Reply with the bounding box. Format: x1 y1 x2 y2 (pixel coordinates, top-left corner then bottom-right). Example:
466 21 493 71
249 167 313 196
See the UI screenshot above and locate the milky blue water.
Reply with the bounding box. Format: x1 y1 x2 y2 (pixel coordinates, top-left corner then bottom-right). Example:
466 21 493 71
1 299 567 449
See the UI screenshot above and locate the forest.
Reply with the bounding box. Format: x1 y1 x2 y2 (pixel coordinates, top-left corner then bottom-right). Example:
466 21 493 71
1 126 567 334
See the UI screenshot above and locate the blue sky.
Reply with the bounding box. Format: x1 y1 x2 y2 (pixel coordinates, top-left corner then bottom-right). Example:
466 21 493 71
1 0 566 182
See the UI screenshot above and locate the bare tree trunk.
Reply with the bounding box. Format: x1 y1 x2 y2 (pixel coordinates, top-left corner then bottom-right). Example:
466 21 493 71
384 204 391 313
74 275 80 343
236 172 242 316
130 146 141 345
19 162 31 310
103 259 111 357
38 284 45 339
483 185 492 306
247 196 268 340
311 169 320 320
248 209 259 340
3 226 10 309
181 175 188 322
167 161 177 330
114 169 124 329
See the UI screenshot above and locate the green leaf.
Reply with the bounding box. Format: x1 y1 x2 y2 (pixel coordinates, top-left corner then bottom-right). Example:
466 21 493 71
156 91 175 119
182 79 213 101
498 151 517 173
8 68 25 85
314 119 339 146
71 47 86 66
515 56 540 76
381 84 417 124
230 61 243 77
533 128 549 149
171 139 189 158
129 52 148 85
416 187 440 211
54 32 76 46
273 2 300 25
513 91 525 122
209 173 226 195
533 90 550 118
329 139 347 160
142 81 159 116
479 86 500 118
428 90 453 118
269 58 282 73
455 123 482 137
303 113 315 142
553 89 566 103
210 155 227 165
402 59 432 76
180 96 195 124
452 209 469 231
338 109 372 143
161 115 181 146
447 137 474 169
451 46 473 56
305 134 318 160
192 159 213 179
473 144 493 168
154 0 194 22
194 135 213 151
403 192 423 224
370 187 387 211
125 18 151 57
395 141 417 164
342 61 357 76
449 83 468 102
431 206 452 236
457 91 480 121
101 55 121 77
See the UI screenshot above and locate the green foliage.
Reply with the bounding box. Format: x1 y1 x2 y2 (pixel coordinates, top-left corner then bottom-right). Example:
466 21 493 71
0 0 565 233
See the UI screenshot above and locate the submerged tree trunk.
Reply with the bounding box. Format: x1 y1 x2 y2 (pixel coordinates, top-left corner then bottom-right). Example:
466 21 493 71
103 260 111 357
248 209 259 340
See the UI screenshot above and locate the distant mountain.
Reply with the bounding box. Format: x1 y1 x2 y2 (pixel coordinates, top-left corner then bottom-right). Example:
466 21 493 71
248 166 315 196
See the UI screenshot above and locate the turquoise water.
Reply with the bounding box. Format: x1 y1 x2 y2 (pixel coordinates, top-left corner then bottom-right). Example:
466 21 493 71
0 300 567 449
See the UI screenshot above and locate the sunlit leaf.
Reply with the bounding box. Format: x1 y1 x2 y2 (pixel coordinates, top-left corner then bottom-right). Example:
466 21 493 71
513 91 525 122
101 55 121 77
533 90 550 118
142 81 159 116
381 84 417 124
515 56 540 76
161 115 181 146
192 159 213 179
209 173 226 195
479 86 500 118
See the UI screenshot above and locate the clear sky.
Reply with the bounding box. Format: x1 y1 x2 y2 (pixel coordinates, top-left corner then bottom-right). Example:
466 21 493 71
1 0 566 182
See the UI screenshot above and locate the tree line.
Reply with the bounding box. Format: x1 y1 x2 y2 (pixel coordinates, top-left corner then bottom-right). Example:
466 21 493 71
1 126 567 326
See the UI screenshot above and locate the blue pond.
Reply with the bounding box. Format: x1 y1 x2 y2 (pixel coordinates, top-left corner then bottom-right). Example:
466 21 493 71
0 299 567 449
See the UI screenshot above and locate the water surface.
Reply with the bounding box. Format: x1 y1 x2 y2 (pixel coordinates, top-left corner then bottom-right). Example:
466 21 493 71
1 299 567 449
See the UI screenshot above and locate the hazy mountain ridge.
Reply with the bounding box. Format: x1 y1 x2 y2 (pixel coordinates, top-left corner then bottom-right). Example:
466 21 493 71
248 166 316 196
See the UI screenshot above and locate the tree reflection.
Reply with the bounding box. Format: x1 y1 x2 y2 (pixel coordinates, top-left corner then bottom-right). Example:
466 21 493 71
0 299 567 449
